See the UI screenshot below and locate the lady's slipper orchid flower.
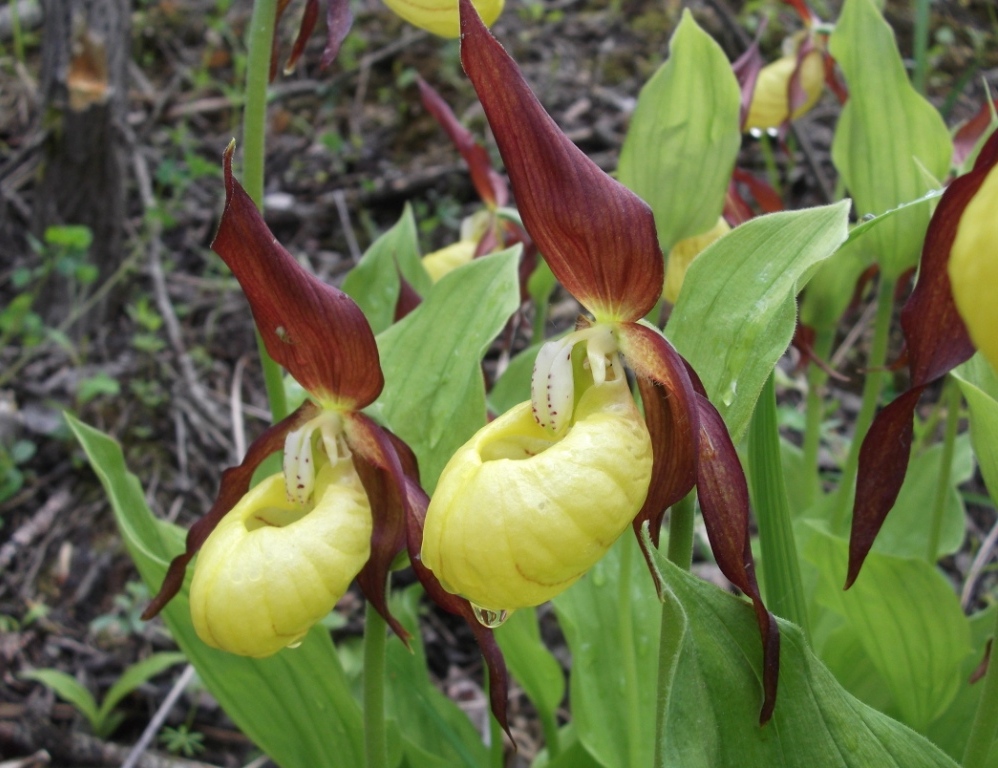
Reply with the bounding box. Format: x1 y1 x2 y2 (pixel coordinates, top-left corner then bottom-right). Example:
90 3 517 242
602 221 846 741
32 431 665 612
271 0 352 79
418 0 780 723
848 128 998 586
143 145 420 657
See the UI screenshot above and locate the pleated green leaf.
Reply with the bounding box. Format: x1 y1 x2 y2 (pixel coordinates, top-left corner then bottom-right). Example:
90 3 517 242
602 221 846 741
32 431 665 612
618 9 741 253
667 201 850 440
803 522 973 731
65 414 365 768
651 545 961 767
374 247 521 491
829 0 952 279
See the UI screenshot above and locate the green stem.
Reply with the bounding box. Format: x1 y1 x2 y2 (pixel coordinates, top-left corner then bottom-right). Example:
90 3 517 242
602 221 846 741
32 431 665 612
667 492 696 571
926 377 961 562
243 0 288 423
913 0 931 95
832 276 896 530
759 133 783 198
617 538 643 768
963 608 998 768
363 603 389 768
802 328 835 509
654 494 695 765
749 373 811 639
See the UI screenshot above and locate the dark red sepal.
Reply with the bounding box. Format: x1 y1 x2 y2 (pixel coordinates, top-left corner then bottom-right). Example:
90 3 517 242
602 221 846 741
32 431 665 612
695 395 780 724
954 99 998 167
847 131 998 585
617 323 699 571
458 0 663 322
418 77 508 209
394 272 423 323
213 144 383 408
402 475 511 738
284 0 320 75
320 0 353 69
142 400 320 620
269 0 295 82
345 412 412 644
732 21 766 130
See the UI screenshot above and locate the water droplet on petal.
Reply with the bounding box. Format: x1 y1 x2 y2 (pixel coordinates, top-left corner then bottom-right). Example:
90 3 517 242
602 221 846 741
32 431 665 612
470 603 511 628
286 636 304 649
862 213 876 222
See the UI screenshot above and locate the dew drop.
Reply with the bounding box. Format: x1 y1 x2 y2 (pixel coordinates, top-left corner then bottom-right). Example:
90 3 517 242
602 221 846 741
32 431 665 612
862 213 876 221
470 603 511 628
286 636 304 649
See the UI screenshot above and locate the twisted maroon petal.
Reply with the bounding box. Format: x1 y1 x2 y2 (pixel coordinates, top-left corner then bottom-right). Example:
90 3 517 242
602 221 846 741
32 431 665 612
142 400 320 620
402 475 511 737
848 131 998 585
344 413 412 644
617 323 699 575
320 0 353 69
695 395 780 724
285 0 320 74
213 144 383 408
459 0 663 321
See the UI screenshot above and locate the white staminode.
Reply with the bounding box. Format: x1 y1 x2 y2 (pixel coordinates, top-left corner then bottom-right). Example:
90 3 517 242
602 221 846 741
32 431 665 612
283 410 347 505
530 324 620 434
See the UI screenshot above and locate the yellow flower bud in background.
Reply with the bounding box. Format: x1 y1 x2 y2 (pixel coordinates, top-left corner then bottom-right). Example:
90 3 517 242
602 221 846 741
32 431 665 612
744 49 824 132
382 0 503 38
190 459 372 657
421 374 653 613
422 210 494 283
948 160 998 374
663 216 731 304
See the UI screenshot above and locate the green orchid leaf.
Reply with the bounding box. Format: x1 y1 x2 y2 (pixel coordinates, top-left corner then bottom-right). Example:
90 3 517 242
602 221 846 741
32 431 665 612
531 724 607 768
650 544 961 767
954 354 998 501
387 585 488 768
553 534 660 768
803 521 972 731
667 201 850 440
495 608 565 731
618 9 741 253
872 435 973 560
829 0 952 279
65 414 365 768
19 669 101 731
342 203 429 334
98 652 187 728
375 247 521 492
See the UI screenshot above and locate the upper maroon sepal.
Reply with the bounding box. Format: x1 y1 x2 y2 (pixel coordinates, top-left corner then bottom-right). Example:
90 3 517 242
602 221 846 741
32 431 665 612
213 144 383 408
321 0 353 69
418 77 508 208
458 0 663 322
142 401 320 620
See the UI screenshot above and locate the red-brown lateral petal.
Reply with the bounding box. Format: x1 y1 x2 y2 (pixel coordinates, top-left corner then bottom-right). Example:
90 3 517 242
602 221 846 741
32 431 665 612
284 0 320 74
458 0 663 322
418 77 508 208
847 131 998 585
695 395 780 724
320 0 353 69
617 323 699 572
402 476 511 736
213 144 383 407
142 400 320 620
344 412 411 644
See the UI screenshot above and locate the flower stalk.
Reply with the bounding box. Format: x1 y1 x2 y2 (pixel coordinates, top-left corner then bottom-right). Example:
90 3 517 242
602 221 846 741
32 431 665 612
926 377 962 562
363 602 389 768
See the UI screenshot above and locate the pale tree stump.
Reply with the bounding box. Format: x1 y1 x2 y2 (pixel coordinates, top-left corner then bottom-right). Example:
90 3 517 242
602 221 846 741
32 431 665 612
33 0 130 329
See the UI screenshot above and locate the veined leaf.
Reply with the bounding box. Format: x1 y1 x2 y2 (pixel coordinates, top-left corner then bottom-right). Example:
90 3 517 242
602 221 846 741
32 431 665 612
652 544 960 767
20 669 101 731
342 204 429 334
803 521 972 731
375 247 521 492
667 201 850 440
553 534 660 768
829 0 952 279
65 414 365 768
618 10 741 253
